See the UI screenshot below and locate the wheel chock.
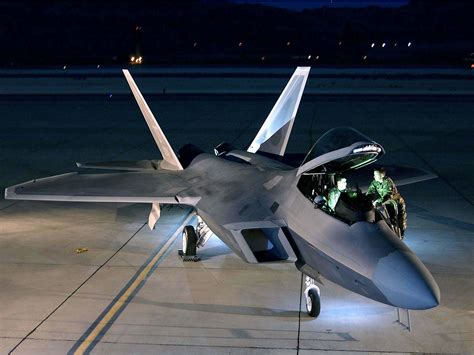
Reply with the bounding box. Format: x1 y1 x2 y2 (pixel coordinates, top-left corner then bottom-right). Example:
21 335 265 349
178 249 201 262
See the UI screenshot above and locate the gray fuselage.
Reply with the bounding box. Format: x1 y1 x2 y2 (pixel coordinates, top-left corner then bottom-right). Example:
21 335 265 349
181 151 440 310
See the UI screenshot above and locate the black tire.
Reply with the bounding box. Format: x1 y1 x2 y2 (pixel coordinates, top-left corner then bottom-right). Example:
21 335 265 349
182 225 197 256
306 288 321 318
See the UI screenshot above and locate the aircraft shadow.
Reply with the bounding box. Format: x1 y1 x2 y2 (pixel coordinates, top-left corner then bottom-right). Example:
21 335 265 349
197 245 234 259
115 203 149 223
136 299 303 319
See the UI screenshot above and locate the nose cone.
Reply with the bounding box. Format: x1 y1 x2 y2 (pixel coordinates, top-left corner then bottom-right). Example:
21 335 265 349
373 249 440 310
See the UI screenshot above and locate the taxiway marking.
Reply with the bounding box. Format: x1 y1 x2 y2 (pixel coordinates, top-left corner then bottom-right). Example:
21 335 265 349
71 212 194 355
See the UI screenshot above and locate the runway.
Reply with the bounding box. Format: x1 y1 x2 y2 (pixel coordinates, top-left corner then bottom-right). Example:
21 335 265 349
0 69 473 354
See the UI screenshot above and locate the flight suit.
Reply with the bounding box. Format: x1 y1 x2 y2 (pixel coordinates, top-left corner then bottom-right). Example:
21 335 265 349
367 177 407 237
326 187 357 212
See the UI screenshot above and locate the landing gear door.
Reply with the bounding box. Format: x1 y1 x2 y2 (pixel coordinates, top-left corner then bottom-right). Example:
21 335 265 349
297 127 384 176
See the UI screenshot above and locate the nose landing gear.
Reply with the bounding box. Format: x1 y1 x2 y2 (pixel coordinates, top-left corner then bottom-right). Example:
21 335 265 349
304 275 321 318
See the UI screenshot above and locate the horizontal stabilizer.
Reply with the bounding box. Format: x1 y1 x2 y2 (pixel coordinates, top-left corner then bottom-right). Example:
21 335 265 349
248 67 310 156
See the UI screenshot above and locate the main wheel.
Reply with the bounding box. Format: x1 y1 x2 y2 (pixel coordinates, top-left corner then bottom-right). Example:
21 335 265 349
306 288 321 318
182 225 197 256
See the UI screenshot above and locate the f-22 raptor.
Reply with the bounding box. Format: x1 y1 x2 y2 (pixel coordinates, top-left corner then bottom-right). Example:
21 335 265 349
5 67 440 317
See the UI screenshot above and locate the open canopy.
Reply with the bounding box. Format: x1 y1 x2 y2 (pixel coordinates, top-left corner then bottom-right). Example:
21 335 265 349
297 127 384 175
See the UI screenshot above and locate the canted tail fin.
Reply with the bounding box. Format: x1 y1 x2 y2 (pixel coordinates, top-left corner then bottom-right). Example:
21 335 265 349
123 69 183 171
247 67 310 156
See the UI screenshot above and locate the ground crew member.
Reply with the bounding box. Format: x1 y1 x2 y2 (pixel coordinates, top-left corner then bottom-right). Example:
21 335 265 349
367 168 407 237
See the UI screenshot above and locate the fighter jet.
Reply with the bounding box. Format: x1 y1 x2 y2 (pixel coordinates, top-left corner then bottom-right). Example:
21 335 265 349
5 67 440 317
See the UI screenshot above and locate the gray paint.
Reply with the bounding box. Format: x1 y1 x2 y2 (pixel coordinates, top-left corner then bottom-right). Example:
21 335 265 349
4 67 440 311
5 148 440 310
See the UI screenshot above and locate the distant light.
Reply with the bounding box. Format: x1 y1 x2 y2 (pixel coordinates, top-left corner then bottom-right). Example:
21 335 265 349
363 55 367 60
316 55 320 60
286 41 291 46
97 64 101 69
307 55 311 59
109 94 113 98
238 42 243 47
63 65 67 70
408 42 412 47
382 42 386 48
371 43 375 48
130 56 142 65
471 64 474 69
193 42 198 47
394 43 398 47
261 56 266 61
338 41 342 46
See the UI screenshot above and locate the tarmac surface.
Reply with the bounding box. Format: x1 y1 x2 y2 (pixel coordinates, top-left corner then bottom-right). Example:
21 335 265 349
0 69 473 354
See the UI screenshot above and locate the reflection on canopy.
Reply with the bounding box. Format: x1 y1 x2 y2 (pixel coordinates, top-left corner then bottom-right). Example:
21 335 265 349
300 127 384 174
304 127 374 162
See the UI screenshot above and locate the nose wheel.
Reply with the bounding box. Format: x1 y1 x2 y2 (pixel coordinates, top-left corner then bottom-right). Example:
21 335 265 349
304 275 321 318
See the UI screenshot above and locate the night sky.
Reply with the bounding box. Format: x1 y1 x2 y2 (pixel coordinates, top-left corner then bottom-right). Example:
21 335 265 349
232 0 410 10
0 0 471 66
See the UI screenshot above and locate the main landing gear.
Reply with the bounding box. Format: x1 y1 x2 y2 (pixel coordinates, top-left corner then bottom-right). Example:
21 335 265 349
179 225 200 261
304 275 321 318
178 216 213 262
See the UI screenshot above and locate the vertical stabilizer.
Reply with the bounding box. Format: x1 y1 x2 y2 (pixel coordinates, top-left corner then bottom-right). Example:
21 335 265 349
123 69 183 171
248 67 310 156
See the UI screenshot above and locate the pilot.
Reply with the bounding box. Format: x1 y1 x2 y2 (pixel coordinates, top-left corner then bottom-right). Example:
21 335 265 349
326 176 357 212
367 168 407 237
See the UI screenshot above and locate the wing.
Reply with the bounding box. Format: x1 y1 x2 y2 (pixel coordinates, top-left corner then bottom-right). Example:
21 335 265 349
4 71 189 231
247 67 310 156
77 160 161 171
5 171 199 205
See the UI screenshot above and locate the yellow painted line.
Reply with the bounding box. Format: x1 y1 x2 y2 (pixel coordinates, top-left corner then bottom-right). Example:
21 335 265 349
73 213 193 354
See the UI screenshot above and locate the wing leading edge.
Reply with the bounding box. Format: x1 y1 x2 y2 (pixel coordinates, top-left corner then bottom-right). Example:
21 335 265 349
247 67 310 156
4 171 199 205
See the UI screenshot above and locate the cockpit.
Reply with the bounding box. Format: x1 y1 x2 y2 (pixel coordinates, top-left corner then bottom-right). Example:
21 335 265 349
297 127 386 226
299 173 376 225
